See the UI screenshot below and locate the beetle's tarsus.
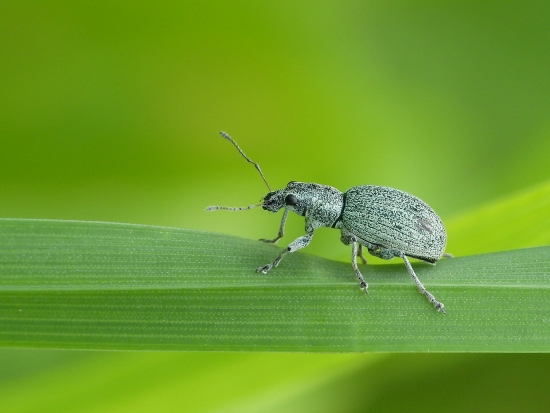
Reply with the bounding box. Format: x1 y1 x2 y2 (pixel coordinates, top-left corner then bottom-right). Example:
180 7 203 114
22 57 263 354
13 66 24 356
259 237 280 244
256 264 273 274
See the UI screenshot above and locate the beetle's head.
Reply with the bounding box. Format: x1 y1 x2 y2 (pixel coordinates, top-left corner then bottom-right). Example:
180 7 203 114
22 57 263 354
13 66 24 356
261 181 306 216
260 188 285 212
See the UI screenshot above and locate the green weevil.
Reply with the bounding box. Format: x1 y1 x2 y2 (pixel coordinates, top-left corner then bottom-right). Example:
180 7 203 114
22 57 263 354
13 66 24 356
207 132 451 313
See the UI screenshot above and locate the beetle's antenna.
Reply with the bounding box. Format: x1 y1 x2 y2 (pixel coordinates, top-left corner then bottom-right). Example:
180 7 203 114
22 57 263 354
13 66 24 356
206 202 262 212
219 131 271 191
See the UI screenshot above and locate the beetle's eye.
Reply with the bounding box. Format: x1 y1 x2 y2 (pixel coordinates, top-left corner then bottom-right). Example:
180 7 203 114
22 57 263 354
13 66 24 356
285 194 298 206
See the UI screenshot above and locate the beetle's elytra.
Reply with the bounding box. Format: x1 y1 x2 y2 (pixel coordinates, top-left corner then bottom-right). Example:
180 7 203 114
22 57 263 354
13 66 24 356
207 132 450 313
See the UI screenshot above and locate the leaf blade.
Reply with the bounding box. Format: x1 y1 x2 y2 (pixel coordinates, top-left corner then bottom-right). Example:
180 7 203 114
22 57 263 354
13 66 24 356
1 219 549 352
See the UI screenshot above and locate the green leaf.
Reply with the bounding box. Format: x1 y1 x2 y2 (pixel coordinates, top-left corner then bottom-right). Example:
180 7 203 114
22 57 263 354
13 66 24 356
1 219 549 352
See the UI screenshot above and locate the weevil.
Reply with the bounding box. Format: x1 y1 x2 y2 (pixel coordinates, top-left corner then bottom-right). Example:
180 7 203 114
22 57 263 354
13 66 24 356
207 131 450 313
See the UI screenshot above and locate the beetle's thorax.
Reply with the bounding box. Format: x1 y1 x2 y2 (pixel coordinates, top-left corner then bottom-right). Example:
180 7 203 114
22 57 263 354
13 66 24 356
262 181 344 228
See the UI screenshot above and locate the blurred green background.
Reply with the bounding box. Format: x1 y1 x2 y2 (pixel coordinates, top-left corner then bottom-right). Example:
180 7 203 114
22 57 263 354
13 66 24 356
1 1 550 412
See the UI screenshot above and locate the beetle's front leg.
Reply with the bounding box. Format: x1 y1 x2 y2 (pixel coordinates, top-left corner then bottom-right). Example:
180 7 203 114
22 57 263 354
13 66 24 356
260 209 289 244
256 231 313 274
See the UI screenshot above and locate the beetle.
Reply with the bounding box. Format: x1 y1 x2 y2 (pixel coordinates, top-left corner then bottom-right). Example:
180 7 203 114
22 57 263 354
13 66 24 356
207 132 450 313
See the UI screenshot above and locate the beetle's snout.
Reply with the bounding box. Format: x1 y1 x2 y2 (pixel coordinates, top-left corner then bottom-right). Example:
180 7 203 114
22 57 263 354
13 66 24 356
261 191 283 212
262 191 277 210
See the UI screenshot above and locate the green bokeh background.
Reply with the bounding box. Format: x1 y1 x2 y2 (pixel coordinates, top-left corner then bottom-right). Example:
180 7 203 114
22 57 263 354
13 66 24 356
1 1 550 412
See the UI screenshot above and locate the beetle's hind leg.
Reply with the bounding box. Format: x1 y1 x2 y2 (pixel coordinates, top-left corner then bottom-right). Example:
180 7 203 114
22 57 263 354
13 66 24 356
401 255 445 314
367 246 396 260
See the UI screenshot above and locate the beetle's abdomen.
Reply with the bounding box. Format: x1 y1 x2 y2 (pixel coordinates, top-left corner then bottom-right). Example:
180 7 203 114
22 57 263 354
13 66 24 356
341 185 447 262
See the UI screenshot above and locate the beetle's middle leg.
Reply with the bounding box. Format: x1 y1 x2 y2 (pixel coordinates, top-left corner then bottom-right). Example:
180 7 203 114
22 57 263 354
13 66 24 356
350 240 369 293
340 234 367 264
340 233 369 293
256 231 313 274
